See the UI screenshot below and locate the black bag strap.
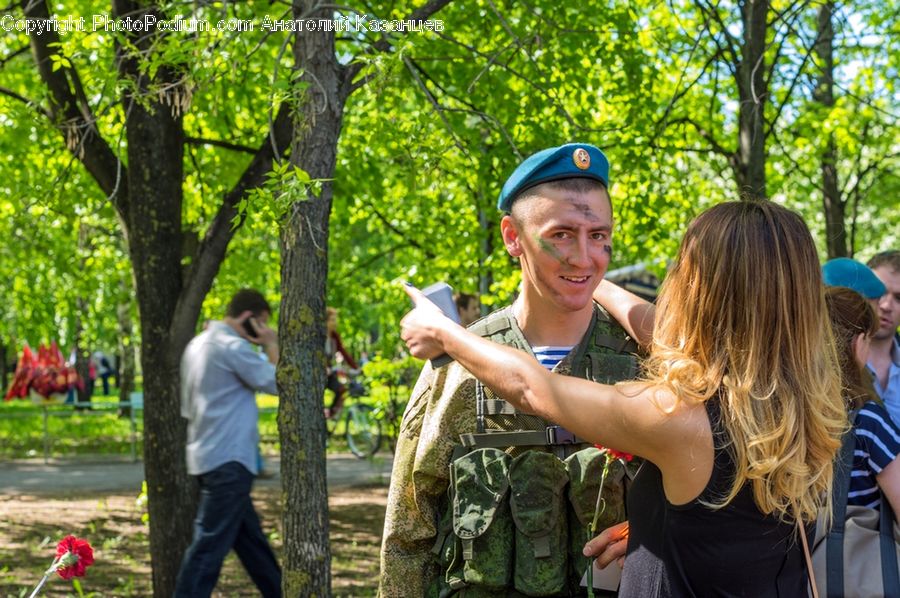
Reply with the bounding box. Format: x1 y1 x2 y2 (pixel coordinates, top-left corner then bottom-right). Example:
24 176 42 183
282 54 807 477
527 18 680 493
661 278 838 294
826 410 900 597
880 488 900 592
825 412 856 597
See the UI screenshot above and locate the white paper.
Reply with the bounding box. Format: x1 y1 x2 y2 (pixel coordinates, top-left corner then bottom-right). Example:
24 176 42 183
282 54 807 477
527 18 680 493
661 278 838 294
580 559 622 591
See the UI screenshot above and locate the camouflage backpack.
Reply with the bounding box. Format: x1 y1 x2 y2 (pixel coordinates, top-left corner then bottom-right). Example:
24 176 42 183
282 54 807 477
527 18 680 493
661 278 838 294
429 305 640 597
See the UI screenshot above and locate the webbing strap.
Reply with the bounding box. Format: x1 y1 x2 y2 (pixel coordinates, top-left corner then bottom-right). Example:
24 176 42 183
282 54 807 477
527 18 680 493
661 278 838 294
826 412 856 597
881 496 900 593
482 399 517 415
460 430 546 448
459 426 586 448
462 538 474 561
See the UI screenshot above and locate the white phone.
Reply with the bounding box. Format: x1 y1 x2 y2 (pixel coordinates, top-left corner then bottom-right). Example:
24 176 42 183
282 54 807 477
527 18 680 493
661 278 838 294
416 282 460 367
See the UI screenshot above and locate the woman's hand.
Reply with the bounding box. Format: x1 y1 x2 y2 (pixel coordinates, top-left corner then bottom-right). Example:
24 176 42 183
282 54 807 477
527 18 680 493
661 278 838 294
583 521 629 569
400 284 458 360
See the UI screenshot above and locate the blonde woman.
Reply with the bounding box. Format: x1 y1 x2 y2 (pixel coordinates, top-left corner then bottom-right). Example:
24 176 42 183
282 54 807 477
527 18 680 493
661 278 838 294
400 201 846 597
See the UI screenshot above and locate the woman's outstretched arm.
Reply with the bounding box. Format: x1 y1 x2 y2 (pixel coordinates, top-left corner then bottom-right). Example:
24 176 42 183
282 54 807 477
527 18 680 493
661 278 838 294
592 280 656 349
399 284 706 478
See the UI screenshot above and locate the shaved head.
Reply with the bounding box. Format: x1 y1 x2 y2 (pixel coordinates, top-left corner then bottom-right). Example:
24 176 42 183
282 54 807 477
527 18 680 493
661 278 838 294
510 179 611 225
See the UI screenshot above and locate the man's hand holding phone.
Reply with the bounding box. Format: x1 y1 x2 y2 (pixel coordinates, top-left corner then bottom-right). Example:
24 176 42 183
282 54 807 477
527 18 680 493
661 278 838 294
238 311 279 364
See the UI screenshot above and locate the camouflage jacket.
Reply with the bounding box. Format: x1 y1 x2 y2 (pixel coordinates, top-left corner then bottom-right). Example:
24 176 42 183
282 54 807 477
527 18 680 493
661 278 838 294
378 303 638 597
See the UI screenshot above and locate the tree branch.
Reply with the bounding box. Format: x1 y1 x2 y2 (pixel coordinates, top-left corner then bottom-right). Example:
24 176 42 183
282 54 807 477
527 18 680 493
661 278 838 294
358 196 435 260
170 104 294 350
767 4 821 132
0 85 51 118
0 45 29 68
666 116 733 157
342 0 454 96
342 241 421 277
692 0 740 68
185 136 258 154
22 0 127 214
408 58 524 160
402 56 467 154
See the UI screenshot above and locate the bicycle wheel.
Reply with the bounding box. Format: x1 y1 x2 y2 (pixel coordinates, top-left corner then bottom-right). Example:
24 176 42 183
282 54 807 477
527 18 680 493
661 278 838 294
344 404 381 458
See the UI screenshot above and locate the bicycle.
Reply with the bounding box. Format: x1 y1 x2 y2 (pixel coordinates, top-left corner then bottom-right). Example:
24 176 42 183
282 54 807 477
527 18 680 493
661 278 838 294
325 372 382 459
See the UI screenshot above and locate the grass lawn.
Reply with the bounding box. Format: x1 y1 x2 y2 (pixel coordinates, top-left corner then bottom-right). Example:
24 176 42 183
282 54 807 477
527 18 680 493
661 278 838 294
0 391 389 461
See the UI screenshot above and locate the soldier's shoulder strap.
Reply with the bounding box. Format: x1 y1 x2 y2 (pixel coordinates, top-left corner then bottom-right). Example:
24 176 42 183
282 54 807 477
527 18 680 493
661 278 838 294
586 303 640 355
466 306 531 352
569 303 641 384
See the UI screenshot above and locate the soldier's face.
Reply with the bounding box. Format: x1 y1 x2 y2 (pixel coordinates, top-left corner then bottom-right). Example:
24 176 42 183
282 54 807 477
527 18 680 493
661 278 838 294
502 187 613 314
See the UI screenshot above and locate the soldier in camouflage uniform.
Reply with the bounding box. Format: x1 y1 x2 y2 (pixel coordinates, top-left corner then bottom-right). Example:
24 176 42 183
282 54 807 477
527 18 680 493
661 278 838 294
379 144 639 597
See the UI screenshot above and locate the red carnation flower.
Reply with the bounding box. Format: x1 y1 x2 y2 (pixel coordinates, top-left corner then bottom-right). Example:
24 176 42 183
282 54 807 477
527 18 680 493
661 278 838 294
54 535 94 580
594 444 634 462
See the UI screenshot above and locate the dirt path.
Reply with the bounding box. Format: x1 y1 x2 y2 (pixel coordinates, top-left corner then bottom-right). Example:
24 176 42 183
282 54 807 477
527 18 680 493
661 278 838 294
0 485 388 597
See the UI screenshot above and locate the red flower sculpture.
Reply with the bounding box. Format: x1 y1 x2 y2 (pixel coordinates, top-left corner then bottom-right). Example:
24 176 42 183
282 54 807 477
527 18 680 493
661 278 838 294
54 535 94 580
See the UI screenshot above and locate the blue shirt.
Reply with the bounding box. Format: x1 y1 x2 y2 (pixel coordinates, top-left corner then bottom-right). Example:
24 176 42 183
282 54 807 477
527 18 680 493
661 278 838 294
868 337 900 427
180 321 277 476
850 401 900 509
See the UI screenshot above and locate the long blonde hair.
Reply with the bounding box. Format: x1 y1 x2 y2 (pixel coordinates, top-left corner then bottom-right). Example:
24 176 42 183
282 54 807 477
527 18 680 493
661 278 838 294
644 201 846 523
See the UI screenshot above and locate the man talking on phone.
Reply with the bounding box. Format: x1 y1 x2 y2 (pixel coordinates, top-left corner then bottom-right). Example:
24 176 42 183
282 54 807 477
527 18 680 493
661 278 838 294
379 144 639 597
175 288 282 598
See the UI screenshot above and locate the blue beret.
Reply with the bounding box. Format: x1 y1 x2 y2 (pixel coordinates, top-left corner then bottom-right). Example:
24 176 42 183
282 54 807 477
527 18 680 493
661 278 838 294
497 143 610 212
822 258 886 299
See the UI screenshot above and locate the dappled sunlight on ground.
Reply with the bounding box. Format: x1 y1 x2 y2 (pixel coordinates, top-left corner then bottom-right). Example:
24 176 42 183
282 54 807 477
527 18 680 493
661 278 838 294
0 485 388 597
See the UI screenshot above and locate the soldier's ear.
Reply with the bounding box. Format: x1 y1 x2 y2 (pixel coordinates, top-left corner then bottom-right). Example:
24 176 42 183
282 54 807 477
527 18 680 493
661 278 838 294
501 215 524 258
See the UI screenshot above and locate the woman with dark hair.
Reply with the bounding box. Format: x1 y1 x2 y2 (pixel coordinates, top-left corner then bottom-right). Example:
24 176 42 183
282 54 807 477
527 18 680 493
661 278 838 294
400 201 846 597
825 286 900 514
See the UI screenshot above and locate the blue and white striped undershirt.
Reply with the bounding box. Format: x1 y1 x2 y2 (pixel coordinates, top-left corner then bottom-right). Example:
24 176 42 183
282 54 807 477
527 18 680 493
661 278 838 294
532 346 574 371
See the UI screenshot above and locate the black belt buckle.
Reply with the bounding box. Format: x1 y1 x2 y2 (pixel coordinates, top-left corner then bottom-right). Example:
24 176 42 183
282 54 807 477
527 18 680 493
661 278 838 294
546 426 577 445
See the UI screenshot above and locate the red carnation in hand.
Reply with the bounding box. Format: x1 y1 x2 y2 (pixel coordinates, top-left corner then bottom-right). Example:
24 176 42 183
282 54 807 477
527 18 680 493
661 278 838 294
595 444 634 462
54 535 94 579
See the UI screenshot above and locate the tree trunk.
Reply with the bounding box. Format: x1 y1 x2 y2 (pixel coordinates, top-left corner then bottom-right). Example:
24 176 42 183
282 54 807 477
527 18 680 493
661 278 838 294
732 0 769 200
814 1 845 258
0 341 7 392
126 105 196 598
117 283 136 417
279 2 346 594
24 0 295 592
74 224 92 406
113 2 195 589
73 296 92 406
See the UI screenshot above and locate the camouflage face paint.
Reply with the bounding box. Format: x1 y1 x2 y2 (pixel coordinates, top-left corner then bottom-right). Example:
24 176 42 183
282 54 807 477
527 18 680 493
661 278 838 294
571 201 601 222
536 236 567 264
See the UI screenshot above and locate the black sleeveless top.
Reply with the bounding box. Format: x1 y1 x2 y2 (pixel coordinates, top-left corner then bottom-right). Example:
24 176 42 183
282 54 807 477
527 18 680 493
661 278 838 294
619 398 808 597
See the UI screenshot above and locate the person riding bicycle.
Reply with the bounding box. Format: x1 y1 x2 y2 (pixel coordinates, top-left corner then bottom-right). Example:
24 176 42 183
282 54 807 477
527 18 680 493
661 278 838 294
324 307 360 420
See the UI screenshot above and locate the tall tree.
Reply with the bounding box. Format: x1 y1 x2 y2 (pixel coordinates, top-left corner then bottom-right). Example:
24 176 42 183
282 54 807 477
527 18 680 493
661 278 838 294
813 1 843 258
277 2 453 592
5 1 294 593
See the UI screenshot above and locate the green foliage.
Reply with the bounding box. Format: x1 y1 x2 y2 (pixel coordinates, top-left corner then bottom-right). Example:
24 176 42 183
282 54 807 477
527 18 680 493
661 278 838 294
237 161 321 229
0 0 897 362
361 355 419 391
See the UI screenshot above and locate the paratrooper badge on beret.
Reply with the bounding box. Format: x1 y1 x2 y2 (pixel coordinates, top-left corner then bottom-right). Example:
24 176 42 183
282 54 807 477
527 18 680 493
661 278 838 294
497 143 610 212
